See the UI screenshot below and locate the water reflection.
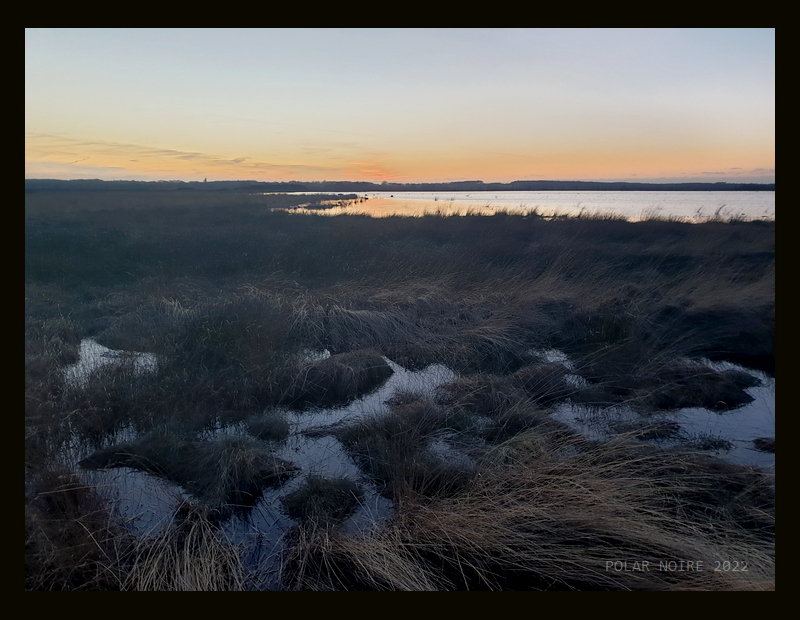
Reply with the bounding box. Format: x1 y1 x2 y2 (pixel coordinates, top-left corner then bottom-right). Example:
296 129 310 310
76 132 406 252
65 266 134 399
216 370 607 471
286 190 775 222
551 359 775 471
63 338 157 387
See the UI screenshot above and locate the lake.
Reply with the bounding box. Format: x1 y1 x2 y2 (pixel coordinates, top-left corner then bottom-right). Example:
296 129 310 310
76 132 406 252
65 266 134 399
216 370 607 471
290 190 775 221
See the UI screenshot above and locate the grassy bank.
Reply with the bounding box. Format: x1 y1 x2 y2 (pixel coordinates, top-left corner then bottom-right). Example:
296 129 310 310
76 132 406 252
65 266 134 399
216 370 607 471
25 190 774 590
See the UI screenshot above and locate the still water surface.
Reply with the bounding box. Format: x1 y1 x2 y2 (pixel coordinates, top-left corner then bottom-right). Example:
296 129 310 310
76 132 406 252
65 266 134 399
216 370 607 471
290 191 775 221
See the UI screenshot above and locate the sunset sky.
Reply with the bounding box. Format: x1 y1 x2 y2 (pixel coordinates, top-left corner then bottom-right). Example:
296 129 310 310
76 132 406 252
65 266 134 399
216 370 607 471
25 28 775 184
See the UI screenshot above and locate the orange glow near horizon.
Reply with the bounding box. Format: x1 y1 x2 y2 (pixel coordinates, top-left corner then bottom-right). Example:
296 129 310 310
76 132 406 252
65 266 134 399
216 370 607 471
25 130 775 184
359 142 775 185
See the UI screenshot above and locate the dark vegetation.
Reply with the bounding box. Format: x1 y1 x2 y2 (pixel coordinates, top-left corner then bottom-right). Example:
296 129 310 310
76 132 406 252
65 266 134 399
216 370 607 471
25 190 774 590
282 475 364 525
26 178 775 193
77 431 298 513
753 437 775 453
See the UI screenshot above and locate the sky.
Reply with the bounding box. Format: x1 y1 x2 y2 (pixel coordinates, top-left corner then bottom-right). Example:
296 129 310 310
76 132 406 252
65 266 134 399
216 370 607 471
25 28 775 185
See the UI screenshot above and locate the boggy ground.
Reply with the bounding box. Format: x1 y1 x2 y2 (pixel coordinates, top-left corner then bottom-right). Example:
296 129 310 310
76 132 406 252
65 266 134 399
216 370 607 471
25 190 774 590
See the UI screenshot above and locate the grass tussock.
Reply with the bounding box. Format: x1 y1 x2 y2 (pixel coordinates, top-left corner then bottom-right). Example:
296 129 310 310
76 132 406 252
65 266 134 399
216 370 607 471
25 468 133 590
282 349 393 408
640 363 759 411
282 475 364 526
569 341 761 412
434 374 561 444
512 363 573 405
336 396 478 504
79 431 298 510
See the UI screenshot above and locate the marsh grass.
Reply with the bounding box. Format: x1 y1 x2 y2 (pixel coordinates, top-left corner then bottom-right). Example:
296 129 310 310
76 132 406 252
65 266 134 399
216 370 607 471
336 396 478 503
122 502 244 591
25 191 774 589
569 347 760 412
284 429 774 590
282 349 394 408
512 363 573 405
25 467 133 590
639 364 759 411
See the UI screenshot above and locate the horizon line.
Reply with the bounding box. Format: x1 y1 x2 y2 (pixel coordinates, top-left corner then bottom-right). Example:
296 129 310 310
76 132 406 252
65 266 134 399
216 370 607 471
25 177 776 186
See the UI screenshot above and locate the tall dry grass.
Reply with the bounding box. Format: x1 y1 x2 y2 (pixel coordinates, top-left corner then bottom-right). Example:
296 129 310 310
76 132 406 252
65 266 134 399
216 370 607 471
285 429 774 590
122 502 244 591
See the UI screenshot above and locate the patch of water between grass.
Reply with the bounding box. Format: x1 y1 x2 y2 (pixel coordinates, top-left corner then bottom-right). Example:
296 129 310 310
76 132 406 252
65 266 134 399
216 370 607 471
63 338 157 386
68 341 458 587
551 359 775 471
66 339 774 589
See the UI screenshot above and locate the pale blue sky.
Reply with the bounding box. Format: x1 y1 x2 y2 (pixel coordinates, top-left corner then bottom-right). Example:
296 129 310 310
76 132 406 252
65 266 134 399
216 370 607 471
25 28 775 183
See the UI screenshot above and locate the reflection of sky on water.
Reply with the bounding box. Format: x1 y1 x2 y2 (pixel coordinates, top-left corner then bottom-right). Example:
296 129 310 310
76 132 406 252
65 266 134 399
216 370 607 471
551 360 775 472
79 466 190 537
63 338 157 386
288 190 775 222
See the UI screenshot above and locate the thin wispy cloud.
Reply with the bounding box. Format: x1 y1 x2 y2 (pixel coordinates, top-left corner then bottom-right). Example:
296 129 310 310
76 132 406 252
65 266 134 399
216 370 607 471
25 132 342 180
347 159 408 180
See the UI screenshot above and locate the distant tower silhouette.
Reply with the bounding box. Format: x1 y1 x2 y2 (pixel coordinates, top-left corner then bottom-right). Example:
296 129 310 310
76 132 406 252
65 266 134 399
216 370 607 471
204 177 207 183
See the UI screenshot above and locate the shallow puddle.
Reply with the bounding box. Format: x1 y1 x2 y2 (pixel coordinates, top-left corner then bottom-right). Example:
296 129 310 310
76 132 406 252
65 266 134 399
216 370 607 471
63 338 157 386
551 359 775 471
79 466 192 537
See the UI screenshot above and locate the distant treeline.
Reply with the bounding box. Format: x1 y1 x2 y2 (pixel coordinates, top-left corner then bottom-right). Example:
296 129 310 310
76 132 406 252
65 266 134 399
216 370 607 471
25 178 775 193
24 179 309 193
305 179 775 192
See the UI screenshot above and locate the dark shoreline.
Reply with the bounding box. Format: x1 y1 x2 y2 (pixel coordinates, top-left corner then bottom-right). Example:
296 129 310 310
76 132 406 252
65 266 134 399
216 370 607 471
25 178 775 193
